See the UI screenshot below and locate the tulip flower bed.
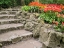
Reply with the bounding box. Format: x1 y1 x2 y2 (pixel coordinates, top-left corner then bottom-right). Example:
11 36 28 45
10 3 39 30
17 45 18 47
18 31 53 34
22 2 64 32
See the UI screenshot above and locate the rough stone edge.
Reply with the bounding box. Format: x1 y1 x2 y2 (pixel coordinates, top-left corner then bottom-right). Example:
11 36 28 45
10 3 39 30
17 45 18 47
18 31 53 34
0 32 33 46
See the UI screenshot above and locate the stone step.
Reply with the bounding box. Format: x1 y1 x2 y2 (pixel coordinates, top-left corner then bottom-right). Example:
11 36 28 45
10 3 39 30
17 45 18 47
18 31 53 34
0 14 16 19
0 11 17 15
3 38 42 48
0 24 24 34
0 30 33 46
0 11 8 14
0 19 22 25
2 8 20 11
8 11 17 15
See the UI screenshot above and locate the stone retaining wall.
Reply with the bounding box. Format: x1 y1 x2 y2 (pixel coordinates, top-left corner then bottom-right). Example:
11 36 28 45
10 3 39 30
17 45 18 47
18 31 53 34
16 11 64 48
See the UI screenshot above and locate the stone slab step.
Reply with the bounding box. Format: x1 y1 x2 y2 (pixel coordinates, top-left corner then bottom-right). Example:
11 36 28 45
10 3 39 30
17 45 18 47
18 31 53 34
3 38 42 48
0 11 8 14
0 11 17 15
8 11 17 15
0 24 24 34
0 14 16 19
0 19 21 25
0 30 33 46
2 8 20 11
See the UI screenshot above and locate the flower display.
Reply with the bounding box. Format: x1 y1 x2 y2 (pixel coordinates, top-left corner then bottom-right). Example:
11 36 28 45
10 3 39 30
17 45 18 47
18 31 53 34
55 21 59 25
61 4 64 10
22 2 64 32
29 2 40 6
44 4 62 12
29 2 64 12
29 2 46 10
57 13 61 17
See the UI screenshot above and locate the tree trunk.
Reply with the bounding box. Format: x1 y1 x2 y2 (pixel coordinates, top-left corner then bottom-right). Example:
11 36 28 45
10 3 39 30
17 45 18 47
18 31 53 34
21 0 25 6
34 0 39 2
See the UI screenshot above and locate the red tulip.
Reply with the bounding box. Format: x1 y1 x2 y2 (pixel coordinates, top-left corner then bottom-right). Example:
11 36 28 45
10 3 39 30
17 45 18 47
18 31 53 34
55 21 59 25
62 22 64 26
52 21 59 25
29 2 62 12
57 14 61 17
44 4 62 12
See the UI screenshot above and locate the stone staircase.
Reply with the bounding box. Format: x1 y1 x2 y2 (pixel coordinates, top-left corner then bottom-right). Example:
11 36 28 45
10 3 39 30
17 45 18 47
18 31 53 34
0 9 42 48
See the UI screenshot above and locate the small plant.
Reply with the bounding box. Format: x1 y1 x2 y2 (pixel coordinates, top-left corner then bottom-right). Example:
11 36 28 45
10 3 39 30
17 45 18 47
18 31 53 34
39 11 57 24
22 5 31 11
30 6 39 12
22 5 40 13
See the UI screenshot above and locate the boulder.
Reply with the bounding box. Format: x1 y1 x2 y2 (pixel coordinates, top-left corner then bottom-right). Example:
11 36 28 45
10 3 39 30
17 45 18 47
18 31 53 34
33 13 40 18
40 27 62 48
23 11 28 15
25 15 30 19
45 33 57 47
29 14 36 21
62 33 64 43
16 11 21 17
39 27 50 42
0 43 2 47
21 13 25 17
44 32 62 48
32 21 39 25
42 43 47 48
32 23 42 38
27 13 31 16
24 22 34 31
60 43 64 48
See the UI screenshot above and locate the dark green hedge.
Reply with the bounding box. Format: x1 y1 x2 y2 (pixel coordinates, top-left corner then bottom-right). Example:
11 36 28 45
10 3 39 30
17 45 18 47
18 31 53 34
0 0 21 8
24 0 33 5
0 0 33 8
40 0 64 4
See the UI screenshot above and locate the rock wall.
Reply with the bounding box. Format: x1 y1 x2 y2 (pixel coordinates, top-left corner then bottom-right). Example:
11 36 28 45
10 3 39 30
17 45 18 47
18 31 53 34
16 11 64 48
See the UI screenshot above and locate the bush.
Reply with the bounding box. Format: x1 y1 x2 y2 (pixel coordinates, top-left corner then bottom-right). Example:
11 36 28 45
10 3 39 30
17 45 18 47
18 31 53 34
39 11 57 24
40 0 64 4
24 0 33 5
0 0 20 8
22 5 31 11
22 5 40 12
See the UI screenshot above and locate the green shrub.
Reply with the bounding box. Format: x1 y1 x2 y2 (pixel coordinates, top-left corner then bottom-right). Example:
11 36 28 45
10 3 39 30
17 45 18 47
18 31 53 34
39 11 57 23
22 6 40 13
39 0 64 4
22 5 31 11
0 0 20 8
24 0 33 5
30 6 39 12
